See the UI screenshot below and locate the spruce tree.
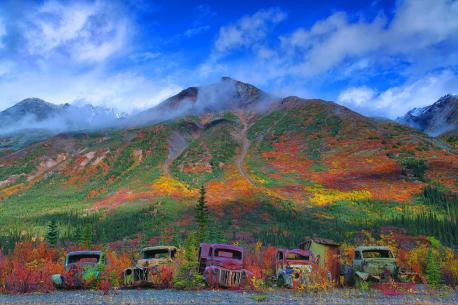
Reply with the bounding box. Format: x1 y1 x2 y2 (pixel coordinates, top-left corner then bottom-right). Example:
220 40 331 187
45 220 59 246
195 185 209 242
81 225 93 249
425 248 442 287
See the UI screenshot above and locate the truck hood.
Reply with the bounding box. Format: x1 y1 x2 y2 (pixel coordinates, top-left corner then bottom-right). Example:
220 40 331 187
363 258 396 264
211 257 243 270
65 262 98 271
361 258 397 275
288 264 312 273
136 258 170 268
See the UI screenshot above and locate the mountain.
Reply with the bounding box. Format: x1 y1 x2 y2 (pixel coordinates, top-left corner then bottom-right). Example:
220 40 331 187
0 98 63 127
0 98 123 137
0 79 457 250
128 77 274 126
398 94 458 136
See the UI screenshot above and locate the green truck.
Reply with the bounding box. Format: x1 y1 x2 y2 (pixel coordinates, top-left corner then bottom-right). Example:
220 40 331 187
351 246 415 287
51 250 106 288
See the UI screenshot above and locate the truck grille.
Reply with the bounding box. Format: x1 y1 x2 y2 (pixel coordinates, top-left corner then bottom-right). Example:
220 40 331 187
219 269 243 287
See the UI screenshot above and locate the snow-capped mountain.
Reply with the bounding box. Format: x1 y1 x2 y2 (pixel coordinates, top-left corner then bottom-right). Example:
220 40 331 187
398 94 458 136
0 98 123 135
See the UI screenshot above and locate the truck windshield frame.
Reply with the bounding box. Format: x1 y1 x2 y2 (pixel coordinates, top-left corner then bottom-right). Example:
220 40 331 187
214 248 242 260
143 249 170 259
362 250 393 258
67 254 101 264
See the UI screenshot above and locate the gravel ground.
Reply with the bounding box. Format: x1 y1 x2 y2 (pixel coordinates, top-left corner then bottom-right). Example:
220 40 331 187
0 288 457 305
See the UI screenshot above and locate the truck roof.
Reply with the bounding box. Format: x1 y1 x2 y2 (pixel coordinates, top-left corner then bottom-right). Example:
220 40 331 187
300 237 340 247
142 246 177 252
355 246 392 251
279 248 313 255
67 250 103 256
200 243 243 252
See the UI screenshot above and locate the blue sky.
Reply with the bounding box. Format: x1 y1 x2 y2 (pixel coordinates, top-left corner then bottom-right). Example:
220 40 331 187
0 0 457 118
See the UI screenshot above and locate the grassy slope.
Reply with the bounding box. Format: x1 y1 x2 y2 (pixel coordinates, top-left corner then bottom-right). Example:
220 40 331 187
0 99 457 249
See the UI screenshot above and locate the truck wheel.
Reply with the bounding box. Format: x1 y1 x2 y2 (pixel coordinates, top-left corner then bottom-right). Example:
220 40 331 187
277 275 286 288
354 277 366 289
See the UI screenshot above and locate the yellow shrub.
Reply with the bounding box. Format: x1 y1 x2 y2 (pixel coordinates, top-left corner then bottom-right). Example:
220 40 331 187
309 187 372 206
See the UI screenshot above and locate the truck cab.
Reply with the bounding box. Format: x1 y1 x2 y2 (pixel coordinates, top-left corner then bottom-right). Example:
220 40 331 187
123 246 177 288
275 248 314 288
352 246 397 285
198 243 252 288
51 250 106 288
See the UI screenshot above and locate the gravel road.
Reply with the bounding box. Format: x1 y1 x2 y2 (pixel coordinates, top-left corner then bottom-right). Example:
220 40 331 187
0 288 457 305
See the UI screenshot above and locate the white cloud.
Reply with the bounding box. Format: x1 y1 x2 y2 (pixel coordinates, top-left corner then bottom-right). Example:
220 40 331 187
279 0 458 78
23 0 129 62
207 0 458 83
282 12 386 77
338 87 376 106
0 70 181 113
389 0 458 51
338 70 458 118
214 8 286 54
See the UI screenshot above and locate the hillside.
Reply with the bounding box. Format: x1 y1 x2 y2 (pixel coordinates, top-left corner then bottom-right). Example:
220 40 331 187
0 83 457 251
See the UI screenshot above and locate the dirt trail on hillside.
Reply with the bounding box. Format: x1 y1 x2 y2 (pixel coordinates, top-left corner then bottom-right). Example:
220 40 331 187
235 113 255 185
163 131 188 178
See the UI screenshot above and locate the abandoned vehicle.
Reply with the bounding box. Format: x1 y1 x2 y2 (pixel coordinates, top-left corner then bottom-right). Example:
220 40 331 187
122 246 177 288
275 248 315 288
349 246 415 287
198 243 253 289
51 251 106 288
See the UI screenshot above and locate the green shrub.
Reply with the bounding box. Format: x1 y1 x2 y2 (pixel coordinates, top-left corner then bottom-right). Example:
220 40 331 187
400 158 427 181
425 248 442 288
173 233 206 290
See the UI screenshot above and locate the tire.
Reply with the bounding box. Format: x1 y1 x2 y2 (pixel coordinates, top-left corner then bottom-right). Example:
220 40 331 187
277 275 286 288
354 276 366 289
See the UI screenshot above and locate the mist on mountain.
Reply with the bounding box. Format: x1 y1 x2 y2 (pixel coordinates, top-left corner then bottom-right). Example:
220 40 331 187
0 98 124 135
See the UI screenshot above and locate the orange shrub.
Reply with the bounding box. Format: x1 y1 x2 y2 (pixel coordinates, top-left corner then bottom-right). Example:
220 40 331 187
0 242 63 293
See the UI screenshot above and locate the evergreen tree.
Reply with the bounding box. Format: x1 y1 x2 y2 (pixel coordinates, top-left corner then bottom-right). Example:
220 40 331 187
173 232 205 289
140 232 149 249
195 185 209 242
425 248 442 287
45 220 59 246
81 225 93 249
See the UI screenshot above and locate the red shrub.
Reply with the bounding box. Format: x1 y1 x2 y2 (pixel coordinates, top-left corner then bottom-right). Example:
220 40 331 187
0 242 63 293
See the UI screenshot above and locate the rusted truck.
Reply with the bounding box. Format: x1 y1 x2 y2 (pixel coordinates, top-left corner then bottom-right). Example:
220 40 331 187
350 246 416 287
122 246 177 288
51 250 106 288
275 248 315 288
198 243 253 289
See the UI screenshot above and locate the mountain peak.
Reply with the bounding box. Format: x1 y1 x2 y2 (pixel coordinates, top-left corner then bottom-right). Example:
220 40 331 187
0 98 122 135
128 77 274 127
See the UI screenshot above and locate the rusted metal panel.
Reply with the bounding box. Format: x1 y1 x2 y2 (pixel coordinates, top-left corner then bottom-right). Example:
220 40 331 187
199 243 252 289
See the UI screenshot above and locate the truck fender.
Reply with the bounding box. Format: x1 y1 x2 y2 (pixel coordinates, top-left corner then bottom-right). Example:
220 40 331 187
355 271 369 281
51 274 63 287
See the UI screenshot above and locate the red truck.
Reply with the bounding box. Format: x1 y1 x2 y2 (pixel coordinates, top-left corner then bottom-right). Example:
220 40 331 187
198 243 253 289
275 248 315 288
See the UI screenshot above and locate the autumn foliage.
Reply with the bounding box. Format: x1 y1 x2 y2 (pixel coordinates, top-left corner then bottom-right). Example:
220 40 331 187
0 242 63 293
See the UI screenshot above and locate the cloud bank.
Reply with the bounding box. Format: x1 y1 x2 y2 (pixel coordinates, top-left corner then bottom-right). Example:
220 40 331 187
0 0 456 119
